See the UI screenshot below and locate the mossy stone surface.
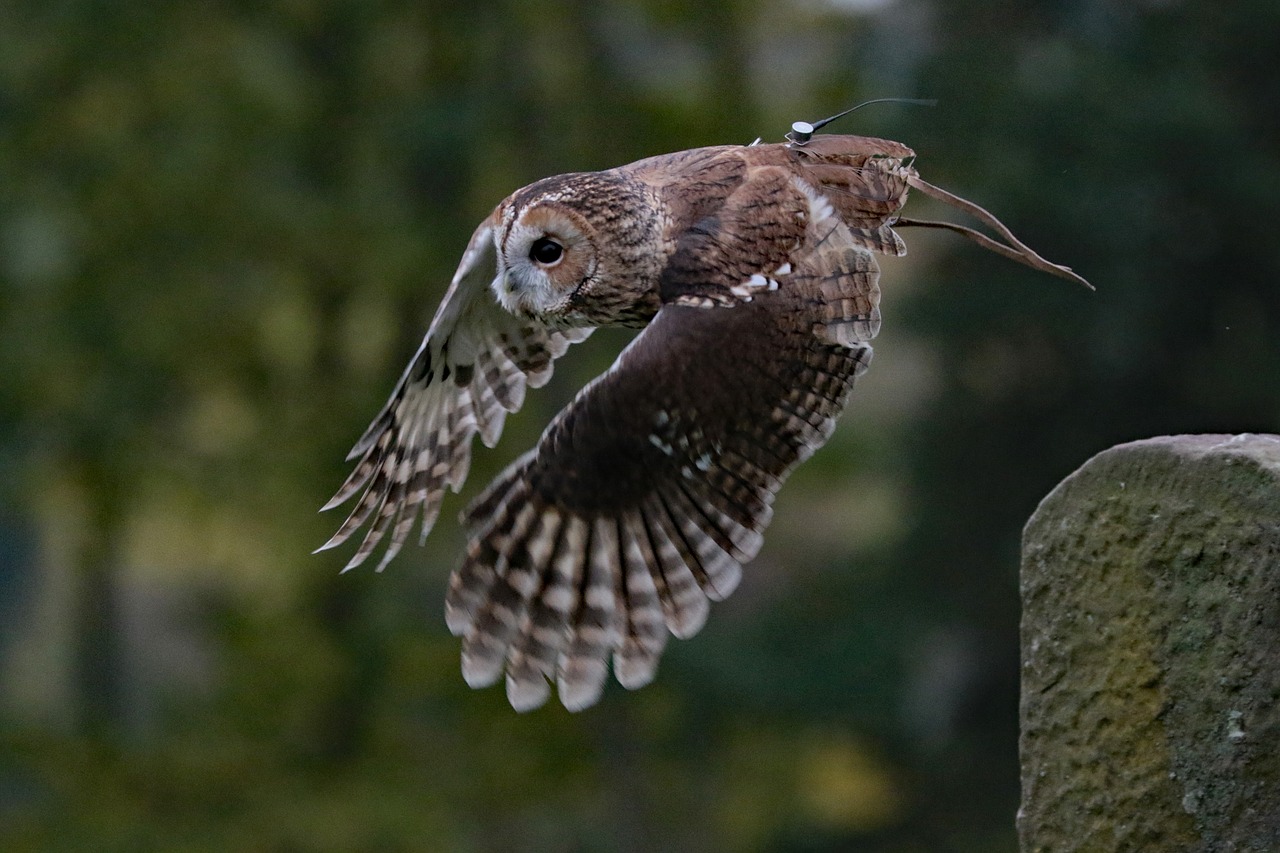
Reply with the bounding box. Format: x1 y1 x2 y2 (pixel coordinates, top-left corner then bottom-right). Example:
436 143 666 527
1020 435 1280 853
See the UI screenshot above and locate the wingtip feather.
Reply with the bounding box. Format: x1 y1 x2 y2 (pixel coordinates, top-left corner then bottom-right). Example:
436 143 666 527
507 673 551 712
461 650 504 689
613 654 658 691
319 492 348 513
558 662 608 712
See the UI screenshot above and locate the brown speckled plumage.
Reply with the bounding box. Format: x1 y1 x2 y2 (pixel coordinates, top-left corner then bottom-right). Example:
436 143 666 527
320 132 1089 712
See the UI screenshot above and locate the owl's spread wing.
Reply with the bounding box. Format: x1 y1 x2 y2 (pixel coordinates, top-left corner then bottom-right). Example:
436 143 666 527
319 219 592 571
446 203 884 712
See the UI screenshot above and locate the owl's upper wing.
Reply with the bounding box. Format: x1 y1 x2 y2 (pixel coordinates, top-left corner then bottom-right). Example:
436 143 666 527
446 190 884 712
319 218 592 572
654 153 906 310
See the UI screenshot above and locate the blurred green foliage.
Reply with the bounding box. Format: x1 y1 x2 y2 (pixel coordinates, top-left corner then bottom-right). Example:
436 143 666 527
1 0 1277 850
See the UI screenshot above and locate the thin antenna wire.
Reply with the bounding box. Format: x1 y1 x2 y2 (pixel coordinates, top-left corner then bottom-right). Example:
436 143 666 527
811 98 938 131
787 98 938 144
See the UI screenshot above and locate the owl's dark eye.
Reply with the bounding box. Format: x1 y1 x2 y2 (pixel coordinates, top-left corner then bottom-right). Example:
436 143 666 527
529 237 564 266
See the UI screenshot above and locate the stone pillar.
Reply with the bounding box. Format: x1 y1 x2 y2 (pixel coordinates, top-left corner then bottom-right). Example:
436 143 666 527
1019 435 1280 852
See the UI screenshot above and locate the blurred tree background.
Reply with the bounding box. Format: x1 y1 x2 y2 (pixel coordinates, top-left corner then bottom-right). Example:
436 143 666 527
1 0 1277 850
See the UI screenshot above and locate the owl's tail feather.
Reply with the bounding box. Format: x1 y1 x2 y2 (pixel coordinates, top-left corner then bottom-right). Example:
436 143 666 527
899 175 1094 290
445 454 759 712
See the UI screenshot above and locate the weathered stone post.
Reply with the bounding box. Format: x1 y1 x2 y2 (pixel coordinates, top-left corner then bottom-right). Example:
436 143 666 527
1019 435 1280 852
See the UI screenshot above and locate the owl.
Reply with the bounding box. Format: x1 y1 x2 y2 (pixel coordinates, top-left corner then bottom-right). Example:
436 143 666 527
319 125 1089 712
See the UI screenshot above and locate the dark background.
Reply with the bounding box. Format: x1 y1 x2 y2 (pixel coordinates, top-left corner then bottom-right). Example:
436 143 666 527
2 1 1277 850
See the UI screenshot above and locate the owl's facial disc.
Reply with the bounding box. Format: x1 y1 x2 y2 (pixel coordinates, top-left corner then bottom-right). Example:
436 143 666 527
497 206 596 319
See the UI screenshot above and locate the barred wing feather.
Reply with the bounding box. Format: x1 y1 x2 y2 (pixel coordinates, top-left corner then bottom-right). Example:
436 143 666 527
319 219 592 572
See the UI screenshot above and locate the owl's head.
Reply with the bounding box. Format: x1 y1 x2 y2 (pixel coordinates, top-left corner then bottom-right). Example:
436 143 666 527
491 172 656 324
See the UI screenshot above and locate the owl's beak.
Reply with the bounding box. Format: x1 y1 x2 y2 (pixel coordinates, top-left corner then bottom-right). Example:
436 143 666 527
494 270 536 318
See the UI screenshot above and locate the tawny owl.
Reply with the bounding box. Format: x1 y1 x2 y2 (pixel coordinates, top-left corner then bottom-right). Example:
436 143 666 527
319 124 1089 712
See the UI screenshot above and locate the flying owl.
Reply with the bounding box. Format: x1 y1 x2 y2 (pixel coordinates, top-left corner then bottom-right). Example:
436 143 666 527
319 122 1089 712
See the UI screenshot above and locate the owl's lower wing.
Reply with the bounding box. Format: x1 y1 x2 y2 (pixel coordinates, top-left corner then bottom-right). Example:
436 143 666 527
319 220 592 572
447 226 881 712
